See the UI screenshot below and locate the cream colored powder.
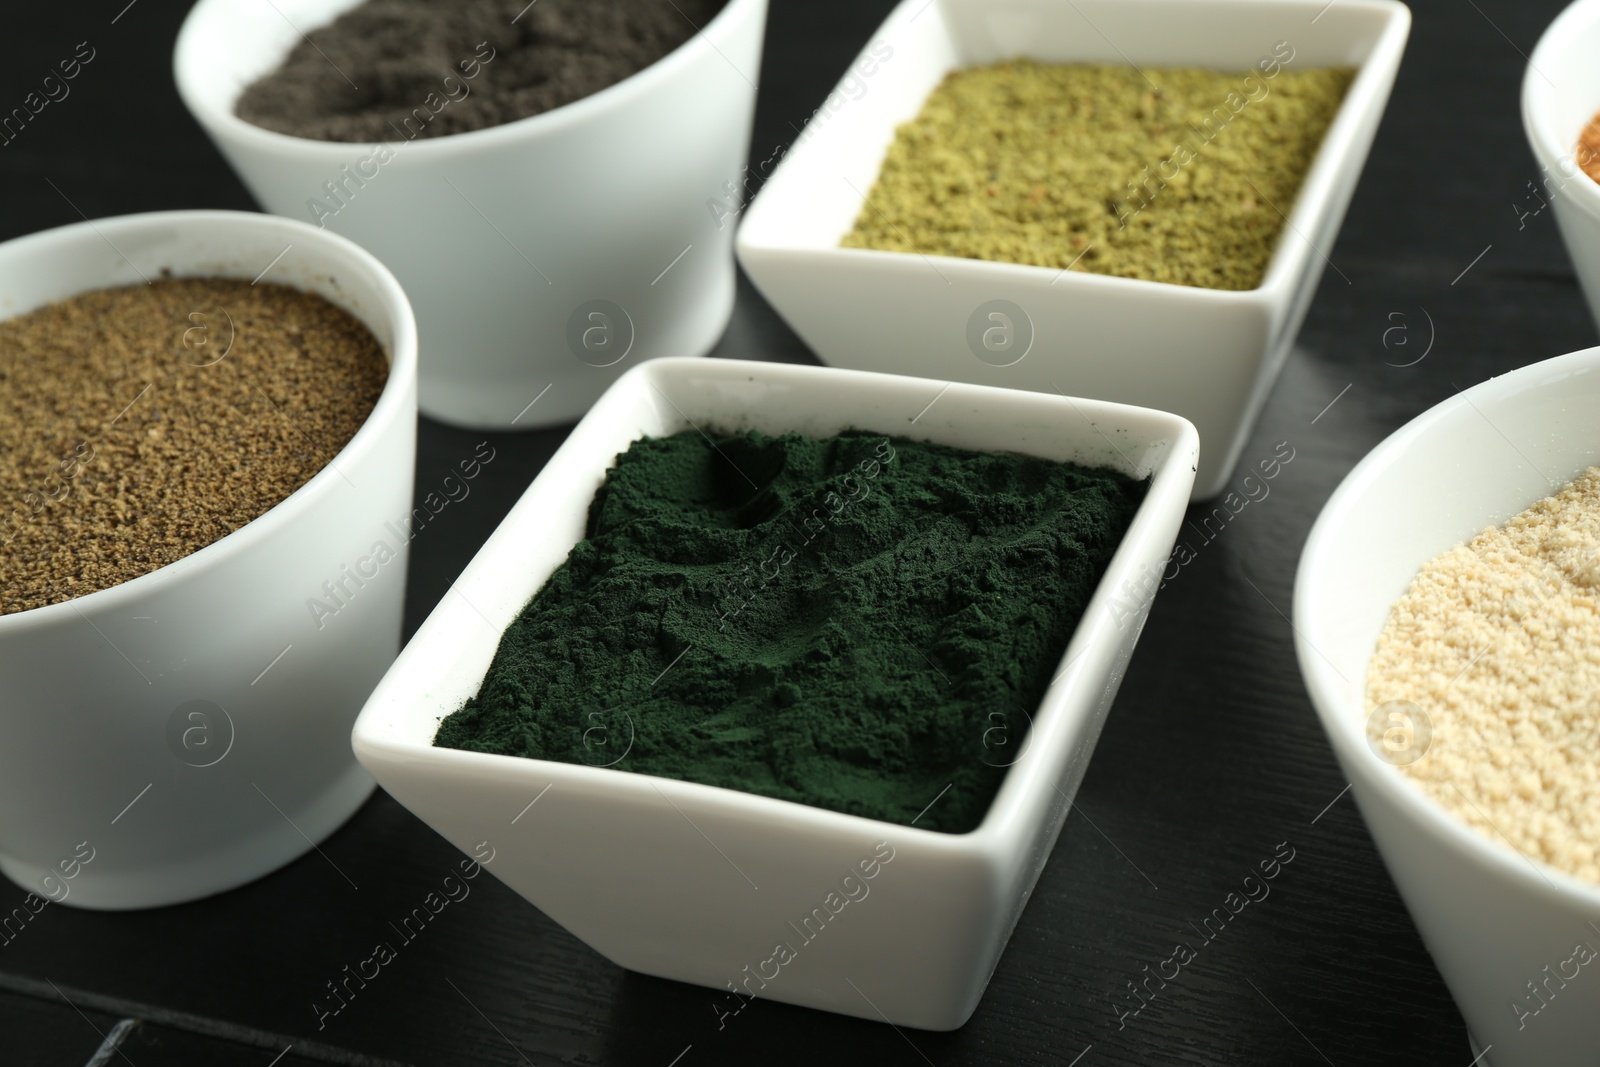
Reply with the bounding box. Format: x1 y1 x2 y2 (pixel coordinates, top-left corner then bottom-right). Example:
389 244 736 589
1366 466 1600 884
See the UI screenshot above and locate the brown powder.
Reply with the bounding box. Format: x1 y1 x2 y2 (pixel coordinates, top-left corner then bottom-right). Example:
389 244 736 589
1579 110 1600 185
1366 467 1600 884
0 278 388 616
234 0 728 144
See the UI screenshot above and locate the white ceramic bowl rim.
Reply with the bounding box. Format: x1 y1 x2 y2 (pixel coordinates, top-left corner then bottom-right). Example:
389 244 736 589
0 209 417 634
742 0 1409 298
173 0 764 156
1297 346 1600 910
823 244 1271 301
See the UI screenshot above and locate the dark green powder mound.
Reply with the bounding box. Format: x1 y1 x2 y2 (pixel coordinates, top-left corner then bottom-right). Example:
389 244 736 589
435 429 1146 833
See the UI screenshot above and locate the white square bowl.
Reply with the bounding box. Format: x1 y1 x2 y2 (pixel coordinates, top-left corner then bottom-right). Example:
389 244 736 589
351 357 1196 1029
735 0 1409 501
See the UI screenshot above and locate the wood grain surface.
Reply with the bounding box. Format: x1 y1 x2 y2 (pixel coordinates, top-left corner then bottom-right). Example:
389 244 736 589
0 0 1590 1063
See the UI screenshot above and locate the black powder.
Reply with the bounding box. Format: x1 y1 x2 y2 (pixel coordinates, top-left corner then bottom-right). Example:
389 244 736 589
235 0 728 143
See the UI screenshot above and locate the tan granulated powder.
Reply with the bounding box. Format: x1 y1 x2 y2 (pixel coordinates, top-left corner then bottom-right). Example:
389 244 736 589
1366 467 1600 884
0 278 388 616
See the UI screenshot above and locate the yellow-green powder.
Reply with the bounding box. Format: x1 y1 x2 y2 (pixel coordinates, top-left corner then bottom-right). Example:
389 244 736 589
842 57 1355 290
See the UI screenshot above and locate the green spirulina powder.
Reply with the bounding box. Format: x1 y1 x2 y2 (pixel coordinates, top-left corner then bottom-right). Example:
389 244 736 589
435 429 1145 833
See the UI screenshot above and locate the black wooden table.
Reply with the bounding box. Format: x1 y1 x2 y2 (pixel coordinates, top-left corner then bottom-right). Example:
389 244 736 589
2 0 1589 1063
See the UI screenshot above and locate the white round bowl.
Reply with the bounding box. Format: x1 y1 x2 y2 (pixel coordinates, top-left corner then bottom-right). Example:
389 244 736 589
174 0 768 430
1295 347 1600 1067
1524 0 1600 333
0 210 417 910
